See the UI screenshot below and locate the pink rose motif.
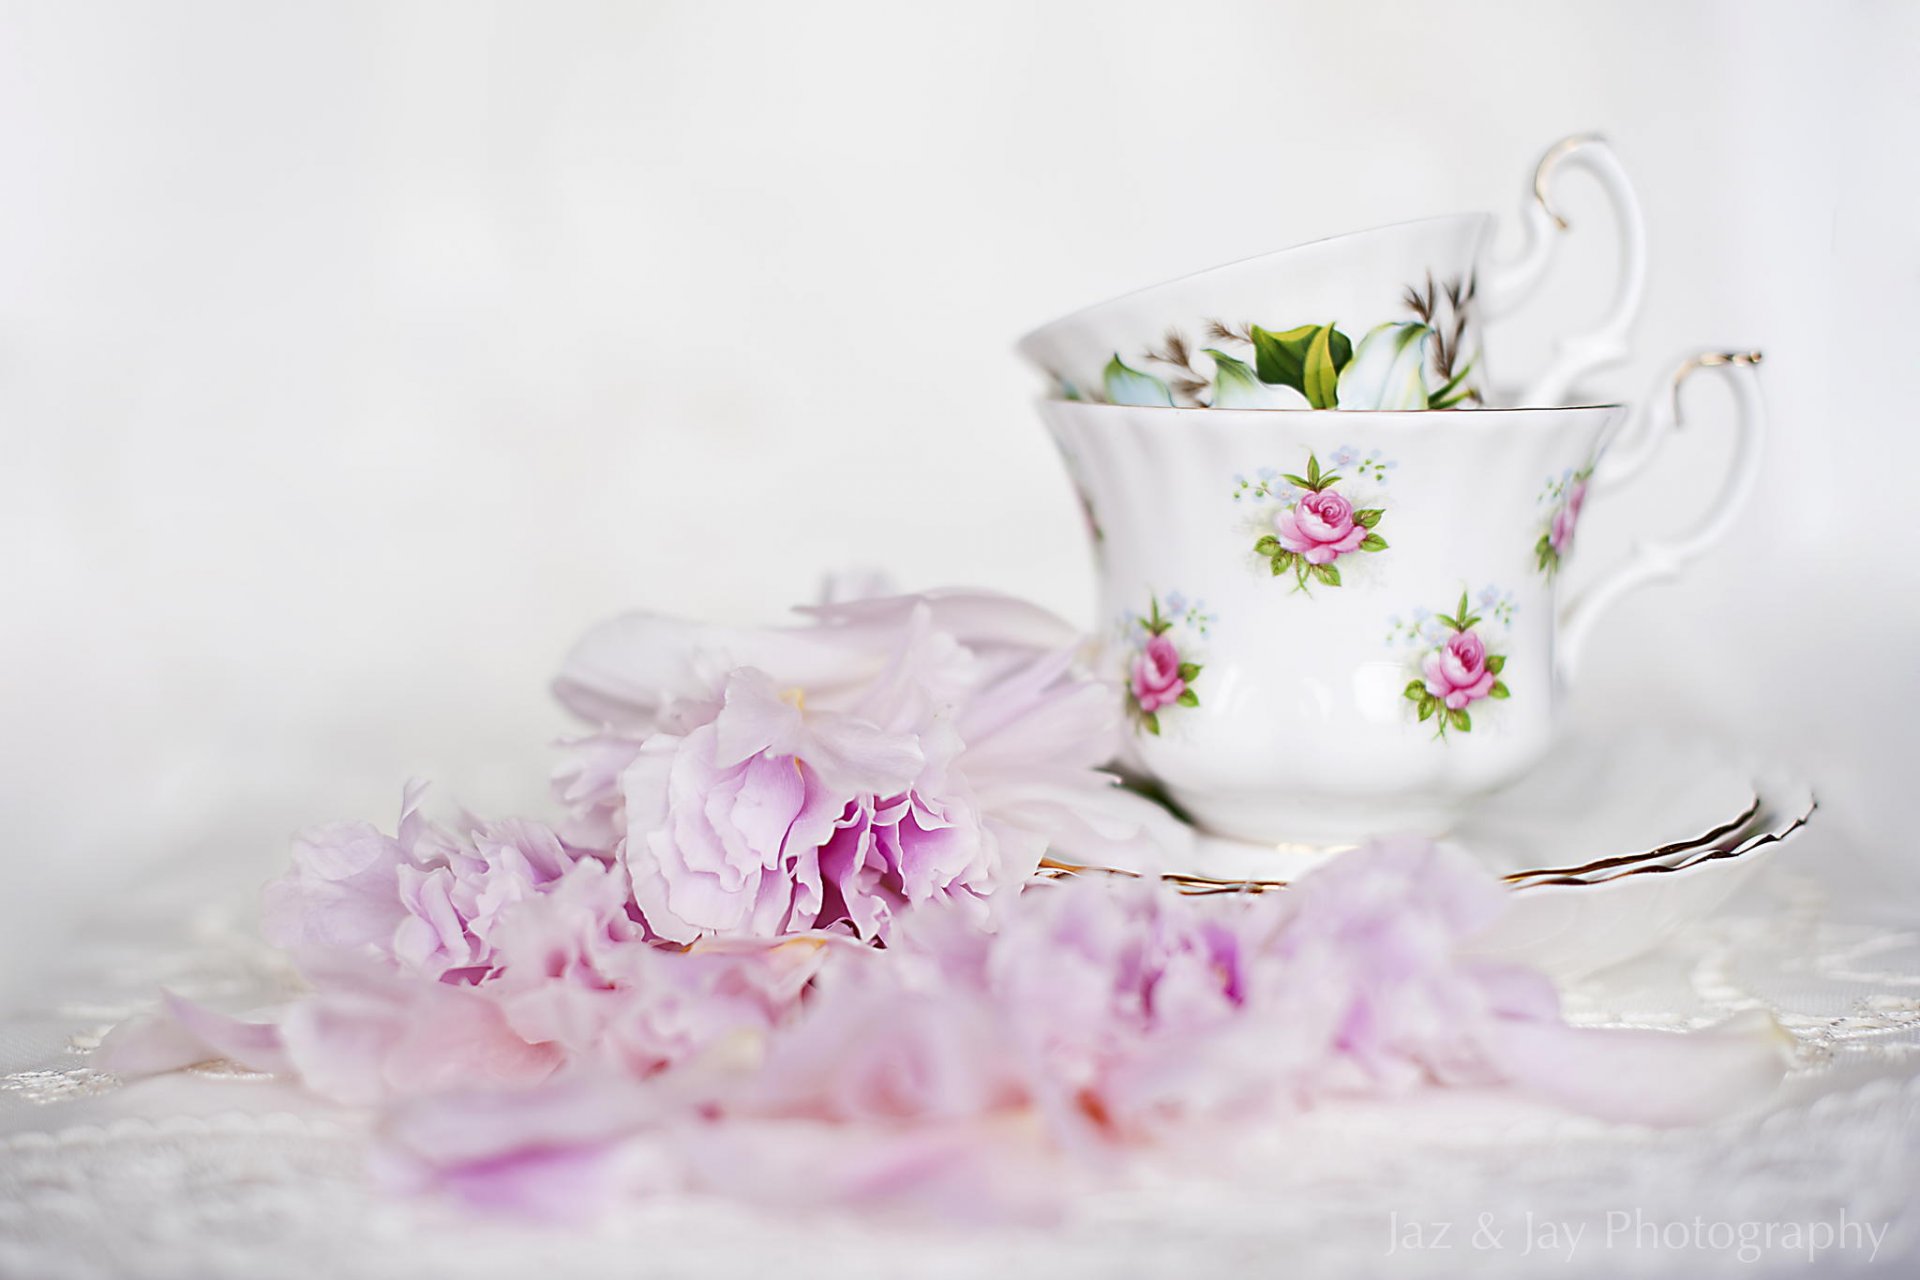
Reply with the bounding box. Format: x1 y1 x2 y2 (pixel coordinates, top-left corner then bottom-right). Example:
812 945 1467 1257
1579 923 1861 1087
1548 479 1587 554
1273 490 1368 565
1421 629 1495 710
1130 633 1187 713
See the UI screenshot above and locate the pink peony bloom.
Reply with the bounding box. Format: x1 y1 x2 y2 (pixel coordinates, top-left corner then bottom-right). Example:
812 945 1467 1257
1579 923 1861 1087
1273 489 1368 565
1129 633 1186 713
554 592 1190 944
617 667 940 944
1421 629 1496 710
749 958 1022 1125
262 783 608 984
1274 838 1792 1124
110 835 1790 1225
483 857 839 1075
98 953 563 1107
274 954 563 1105
373 1073 679 1222
549 731 649 851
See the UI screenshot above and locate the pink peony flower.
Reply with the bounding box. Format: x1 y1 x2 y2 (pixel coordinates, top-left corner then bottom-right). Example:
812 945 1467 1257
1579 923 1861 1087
483 857 839 1075
749 959 1022 1125
108 835 1791 1225
549 731 649 851
262 783 608 984
554 592 1190 945
1421 629 1496 710
1129 633 1186 713
617 667 950 944
374 1074 672 1222
1273 489 1368 565
97 953 564 1107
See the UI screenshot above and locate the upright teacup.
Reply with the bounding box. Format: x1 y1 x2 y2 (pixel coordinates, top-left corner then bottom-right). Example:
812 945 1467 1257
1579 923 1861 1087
1041 352 1763 845
1018 134 1645 413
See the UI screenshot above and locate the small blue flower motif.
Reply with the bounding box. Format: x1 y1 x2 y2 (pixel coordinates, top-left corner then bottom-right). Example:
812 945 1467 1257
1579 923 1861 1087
1164 591 1188 616
1477 586 1502 608
1331 446 1358 467
1257 466 1278 482
1412 606 1431 621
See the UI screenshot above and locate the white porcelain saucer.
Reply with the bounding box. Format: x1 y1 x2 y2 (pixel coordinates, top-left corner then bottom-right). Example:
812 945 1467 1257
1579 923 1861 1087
1465 772 1815 979
1038 732 1815 980
1054 731 1762 887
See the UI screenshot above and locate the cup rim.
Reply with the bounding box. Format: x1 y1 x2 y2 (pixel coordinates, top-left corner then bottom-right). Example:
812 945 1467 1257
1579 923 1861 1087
1033 396 1625 420
1016 210 1492 355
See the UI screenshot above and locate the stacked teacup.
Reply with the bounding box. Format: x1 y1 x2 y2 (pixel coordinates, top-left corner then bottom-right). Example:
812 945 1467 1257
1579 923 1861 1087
1024 135 1763 847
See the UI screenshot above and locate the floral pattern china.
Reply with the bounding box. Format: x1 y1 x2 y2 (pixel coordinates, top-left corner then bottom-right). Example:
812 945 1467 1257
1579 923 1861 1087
1122 593 1213 735
1393 589 1514 737
1095 273 1479 411
1236 450 1391 591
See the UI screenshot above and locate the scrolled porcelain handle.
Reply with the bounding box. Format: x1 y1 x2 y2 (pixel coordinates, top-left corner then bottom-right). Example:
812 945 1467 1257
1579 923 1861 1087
1556 351 1766 682
1479 134 1648 406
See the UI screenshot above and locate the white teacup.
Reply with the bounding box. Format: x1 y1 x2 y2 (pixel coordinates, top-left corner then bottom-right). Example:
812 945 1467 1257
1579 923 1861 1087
1018 134 1645 413
1041 352 1763 845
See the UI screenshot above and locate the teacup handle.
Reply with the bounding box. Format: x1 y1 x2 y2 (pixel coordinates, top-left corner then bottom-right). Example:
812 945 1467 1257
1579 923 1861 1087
1479 134 1648 406
1557 352 1766 682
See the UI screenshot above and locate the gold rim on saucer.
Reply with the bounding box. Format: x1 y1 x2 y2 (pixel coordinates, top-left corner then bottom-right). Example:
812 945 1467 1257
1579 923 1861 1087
1032 788 1812 897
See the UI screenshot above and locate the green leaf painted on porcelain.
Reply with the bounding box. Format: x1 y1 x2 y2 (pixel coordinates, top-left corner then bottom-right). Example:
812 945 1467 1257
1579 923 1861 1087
1336 322 1432 410
1304 326 1342 409
1204 348 1270 409
1103 355 1173 407
1251 323 1318 391
1428 359 1476 409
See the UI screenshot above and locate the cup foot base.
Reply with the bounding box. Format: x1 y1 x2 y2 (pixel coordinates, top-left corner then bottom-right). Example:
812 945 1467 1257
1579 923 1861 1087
1170 788 1461 848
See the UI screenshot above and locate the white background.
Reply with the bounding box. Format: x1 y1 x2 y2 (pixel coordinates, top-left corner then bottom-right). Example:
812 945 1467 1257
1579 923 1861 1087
2 0 1916 1005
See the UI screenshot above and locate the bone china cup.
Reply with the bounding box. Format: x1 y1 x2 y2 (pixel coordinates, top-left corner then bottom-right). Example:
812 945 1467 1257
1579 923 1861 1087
1018 134 1646 414
1041 352 1764 846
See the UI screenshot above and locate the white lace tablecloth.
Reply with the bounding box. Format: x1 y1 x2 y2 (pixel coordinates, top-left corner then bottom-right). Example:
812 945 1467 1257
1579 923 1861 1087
4 861 1919 1279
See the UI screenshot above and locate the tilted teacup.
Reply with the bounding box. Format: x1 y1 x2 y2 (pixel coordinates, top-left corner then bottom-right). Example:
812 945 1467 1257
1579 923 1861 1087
1041 352 1763 845
1018 134 1645 414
